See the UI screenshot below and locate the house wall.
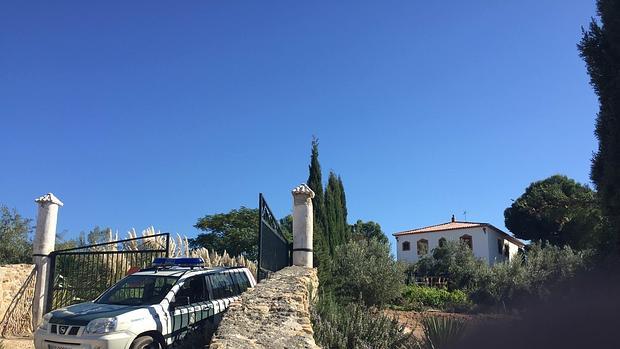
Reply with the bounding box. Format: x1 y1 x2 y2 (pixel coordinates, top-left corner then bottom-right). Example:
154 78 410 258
487 229 523 264
396 227 491 264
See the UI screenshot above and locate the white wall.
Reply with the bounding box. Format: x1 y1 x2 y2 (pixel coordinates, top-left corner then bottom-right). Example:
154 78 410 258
396 226 523 265
487 228 523 265
396 227 490 264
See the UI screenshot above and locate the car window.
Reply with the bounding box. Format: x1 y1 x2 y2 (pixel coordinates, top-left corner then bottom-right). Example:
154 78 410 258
232 271 251 293
175 276 206 304
96 275 177 306
208 273 236 299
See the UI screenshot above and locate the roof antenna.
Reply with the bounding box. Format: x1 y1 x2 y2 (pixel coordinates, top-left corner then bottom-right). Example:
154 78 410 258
451 214 456 223
463 210 467 221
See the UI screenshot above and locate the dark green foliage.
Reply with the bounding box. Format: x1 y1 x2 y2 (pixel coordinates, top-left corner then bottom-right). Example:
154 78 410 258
330 239 404 307
338 176 349 242
311 294 418 349
414 241 488 292
350 219 389 245
421 316 466 349
325 172 349 253
0 205 32 265
401 286 472 313
504 175 604 250
579 0 620 252
412 241 590 309
191 207 259 260
307 137 329 266
278 214 293 241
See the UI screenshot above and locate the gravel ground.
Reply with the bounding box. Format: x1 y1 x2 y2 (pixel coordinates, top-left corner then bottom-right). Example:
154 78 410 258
1 337 35 349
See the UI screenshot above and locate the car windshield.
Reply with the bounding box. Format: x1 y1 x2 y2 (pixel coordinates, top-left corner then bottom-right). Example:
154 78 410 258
96 275 178 306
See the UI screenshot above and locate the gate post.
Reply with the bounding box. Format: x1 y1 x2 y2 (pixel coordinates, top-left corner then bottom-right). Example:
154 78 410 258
32 193 63 328
292 184 315 267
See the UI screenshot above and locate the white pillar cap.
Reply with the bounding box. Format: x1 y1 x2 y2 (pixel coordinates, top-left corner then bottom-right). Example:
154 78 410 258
292 184 315 198
35 193 64 206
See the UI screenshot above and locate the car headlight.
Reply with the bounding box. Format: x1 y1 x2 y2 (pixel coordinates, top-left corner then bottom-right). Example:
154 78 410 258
39 313 52 331
86 317 118 334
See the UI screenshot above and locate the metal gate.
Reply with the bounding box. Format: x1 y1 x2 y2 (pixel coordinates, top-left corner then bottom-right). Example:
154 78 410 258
257 193 291 281
45 233 170 312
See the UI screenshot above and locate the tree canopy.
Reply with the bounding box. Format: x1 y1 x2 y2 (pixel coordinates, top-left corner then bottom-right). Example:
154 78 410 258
0 205 32 265
579 0 620 251
504 175 603 249
191 207 259 260
350 220 388 245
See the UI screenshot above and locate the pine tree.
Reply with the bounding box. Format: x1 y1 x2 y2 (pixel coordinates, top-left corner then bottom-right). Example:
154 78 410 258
307 137 329 263
579 0 620 251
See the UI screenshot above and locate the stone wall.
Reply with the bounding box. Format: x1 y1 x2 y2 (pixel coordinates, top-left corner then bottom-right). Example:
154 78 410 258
0 264 36 337
210 266 319 349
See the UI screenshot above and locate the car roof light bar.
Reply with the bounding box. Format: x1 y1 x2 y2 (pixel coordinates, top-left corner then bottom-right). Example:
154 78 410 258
152 257 205 268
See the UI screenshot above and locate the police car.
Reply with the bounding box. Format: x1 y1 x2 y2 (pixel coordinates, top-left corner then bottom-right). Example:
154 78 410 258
34 257 256 349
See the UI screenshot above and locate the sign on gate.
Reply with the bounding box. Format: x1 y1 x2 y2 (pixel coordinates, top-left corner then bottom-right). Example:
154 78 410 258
257 193 291 281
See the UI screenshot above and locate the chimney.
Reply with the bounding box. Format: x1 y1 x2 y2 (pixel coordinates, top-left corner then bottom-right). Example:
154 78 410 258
451 214 456 222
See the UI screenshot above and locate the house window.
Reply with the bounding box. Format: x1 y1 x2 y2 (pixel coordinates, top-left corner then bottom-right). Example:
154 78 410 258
497 239 503 254
438 238 447 247
417 239 429 256
402 241 410 251
503 244 510 257
460 234 473 249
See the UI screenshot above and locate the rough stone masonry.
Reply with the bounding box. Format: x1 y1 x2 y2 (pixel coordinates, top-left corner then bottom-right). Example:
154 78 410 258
210 266 319 349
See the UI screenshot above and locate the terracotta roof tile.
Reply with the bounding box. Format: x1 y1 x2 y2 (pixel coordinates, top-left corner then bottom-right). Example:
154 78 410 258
394 221 483 236
393 220 525 247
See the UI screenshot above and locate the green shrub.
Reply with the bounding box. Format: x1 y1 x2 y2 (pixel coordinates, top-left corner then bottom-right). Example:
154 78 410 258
401 285 472 312
312 295 419 349
412 241 591 310
330 239 405 307
421 316 467 349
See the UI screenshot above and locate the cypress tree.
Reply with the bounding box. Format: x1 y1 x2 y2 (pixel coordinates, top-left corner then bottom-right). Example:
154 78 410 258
326 171 349 253
338 175 350 241
579 0 620 250
307 137 329 263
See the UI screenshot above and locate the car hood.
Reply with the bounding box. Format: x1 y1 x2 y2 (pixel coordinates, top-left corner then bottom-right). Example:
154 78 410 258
49 302 136 326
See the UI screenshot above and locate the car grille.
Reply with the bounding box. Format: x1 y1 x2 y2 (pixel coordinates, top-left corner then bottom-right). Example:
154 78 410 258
50 324 82 336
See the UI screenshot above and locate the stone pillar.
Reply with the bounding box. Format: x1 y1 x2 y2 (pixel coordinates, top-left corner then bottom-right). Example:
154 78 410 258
292 184 315 267
32 193 63 328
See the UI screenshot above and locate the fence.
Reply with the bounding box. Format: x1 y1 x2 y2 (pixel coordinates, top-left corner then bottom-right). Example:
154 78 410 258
45 233 170 312
257 193 291 281
405 272 449 288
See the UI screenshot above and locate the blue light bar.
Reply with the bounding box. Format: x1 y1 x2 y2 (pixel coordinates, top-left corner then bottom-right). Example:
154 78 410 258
152 257 205 267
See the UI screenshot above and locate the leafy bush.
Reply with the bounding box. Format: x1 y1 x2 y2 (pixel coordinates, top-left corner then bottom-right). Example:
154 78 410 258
413 241 488 292
401 285 472 312
421 316 467 349
330 239 405 307
412 241 591 310
312 295 419 349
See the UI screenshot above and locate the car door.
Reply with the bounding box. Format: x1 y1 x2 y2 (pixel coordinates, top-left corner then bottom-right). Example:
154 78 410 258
206 272 239 326
170 275 209 341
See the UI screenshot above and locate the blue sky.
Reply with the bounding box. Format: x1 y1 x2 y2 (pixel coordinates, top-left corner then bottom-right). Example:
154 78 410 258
1 1 598 253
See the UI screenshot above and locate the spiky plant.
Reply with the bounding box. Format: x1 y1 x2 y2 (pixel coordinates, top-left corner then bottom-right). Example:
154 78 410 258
421 316 466 349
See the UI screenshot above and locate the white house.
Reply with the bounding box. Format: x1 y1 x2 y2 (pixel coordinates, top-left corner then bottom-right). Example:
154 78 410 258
394 215 525 265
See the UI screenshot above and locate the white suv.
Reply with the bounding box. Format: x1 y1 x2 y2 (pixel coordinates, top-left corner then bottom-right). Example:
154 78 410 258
34 258 256 349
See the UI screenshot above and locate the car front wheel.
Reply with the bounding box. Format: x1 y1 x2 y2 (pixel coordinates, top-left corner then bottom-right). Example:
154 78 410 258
130 335 161 349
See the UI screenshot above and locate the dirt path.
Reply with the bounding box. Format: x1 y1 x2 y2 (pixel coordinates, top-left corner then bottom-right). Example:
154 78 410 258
384 310 515 340
1 337 34 349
